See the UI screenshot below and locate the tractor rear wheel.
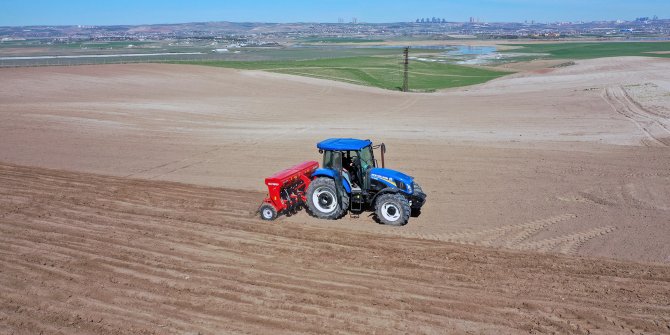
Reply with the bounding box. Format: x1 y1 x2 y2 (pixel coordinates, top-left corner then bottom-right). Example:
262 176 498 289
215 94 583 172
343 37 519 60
306 177 348 220
374 193 410 226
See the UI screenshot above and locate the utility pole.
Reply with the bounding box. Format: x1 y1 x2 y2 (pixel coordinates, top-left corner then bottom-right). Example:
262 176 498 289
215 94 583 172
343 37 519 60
402 47 409 92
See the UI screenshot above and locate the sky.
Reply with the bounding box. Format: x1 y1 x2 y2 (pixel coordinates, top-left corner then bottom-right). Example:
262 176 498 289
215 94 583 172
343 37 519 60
1 0 668 26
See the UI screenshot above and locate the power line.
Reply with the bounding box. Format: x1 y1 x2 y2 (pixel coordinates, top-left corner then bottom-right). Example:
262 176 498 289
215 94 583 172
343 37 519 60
402 47 409 92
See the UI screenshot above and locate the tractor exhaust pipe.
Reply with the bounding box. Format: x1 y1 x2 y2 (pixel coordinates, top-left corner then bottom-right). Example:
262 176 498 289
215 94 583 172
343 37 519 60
380 143 386 168
373 142 386 168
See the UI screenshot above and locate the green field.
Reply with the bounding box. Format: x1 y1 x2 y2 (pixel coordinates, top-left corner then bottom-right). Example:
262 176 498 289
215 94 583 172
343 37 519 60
220 47 407 61
181 56 509 91
504 42 670 59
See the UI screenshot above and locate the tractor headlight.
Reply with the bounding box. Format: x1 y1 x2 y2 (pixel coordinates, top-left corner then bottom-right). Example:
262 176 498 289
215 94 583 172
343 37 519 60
396 180 412 193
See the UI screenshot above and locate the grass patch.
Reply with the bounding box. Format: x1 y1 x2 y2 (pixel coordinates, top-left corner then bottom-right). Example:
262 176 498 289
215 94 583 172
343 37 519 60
503 42 670 59
178 56 509 91
0 40 44 48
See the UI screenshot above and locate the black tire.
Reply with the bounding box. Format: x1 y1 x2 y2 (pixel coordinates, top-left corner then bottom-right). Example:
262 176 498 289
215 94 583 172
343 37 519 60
306 177 349 220
259 204 277 221
374 193 410 226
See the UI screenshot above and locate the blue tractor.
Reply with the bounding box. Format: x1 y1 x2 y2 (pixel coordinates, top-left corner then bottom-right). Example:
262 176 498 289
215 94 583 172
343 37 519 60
305 138 426 226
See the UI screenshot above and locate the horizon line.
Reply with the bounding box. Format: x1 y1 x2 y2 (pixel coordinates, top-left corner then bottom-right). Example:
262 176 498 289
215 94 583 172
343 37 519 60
2 17 667 28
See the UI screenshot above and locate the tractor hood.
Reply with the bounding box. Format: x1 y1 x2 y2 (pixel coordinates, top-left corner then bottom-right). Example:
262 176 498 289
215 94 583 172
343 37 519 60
370 168 414 192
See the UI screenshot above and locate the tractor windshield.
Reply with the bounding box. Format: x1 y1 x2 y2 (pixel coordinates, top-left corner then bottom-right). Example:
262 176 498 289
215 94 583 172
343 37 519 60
359 146 375 170
323 150 342 170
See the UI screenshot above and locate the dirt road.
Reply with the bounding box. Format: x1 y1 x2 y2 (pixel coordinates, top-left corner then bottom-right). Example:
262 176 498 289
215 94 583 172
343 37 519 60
1 163 669 334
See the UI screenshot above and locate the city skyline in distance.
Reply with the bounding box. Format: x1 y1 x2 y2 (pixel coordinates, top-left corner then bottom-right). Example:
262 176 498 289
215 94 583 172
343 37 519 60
1 0 669 26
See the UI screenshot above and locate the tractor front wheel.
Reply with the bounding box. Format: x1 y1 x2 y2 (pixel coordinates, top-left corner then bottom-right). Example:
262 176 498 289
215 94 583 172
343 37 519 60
374 193 410 226
306 177 348 220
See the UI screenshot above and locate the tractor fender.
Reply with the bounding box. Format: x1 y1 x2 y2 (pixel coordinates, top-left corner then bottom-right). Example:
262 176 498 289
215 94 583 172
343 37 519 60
312 168 351 194
370 187 404 206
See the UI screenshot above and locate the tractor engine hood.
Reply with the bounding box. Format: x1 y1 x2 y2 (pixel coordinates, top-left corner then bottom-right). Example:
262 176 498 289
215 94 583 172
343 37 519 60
370 168 414 192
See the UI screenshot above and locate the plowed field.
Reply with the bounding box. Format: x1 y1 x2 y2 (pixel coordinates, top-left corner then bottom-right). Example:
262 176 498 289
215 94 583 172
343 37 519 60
1 163 669 334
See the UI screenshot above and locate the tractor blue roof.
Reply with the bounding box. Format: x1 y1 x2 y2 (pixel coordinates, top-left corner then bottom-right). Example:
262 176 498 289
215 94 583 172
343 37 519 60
317 138 372 151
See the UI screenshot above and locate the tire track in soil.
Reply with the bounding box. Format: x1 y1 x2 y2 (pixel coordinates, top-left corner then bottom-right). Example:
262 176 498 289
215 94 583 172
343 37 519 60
389 214 617 256
565 182 670 211
602 86 670 147
518 226 617 255
391 214 572 245
124 124 311 181
1 163 669 334
392 96 418 113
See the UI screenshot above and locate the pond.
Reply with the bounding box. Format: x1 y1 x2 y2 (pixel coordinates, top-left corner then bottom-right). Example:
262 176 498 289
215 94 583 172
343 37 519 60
408 45 547 65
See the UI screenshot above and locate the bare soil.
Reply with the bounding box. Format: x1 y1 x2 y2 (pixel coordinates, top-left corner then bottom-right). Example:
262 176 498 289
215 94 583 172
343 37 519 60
1 163 669 334
1 57 669 333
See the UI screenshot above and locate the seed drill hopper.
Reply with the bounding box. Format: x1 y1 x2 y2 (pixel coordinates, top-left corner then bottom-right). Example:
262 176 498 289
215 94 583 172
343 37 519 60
259 161 319 220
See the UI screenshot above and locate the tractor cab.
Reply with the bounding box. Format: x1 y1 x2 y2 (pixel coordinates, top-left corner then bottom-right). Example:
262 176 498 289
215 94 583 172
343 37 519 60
317 138 379 192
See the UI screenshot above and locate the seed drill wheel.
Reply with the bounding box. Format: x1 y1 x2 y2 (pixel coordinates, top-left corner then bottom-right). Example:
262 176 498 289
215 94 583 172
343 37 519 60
259 204 278 221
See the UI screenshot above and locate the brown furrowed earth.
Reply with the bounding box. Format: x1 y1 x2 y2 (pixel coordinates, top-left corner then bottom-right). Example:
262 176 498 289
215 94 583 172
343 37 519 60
1 163 669 334
1 56 670 334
